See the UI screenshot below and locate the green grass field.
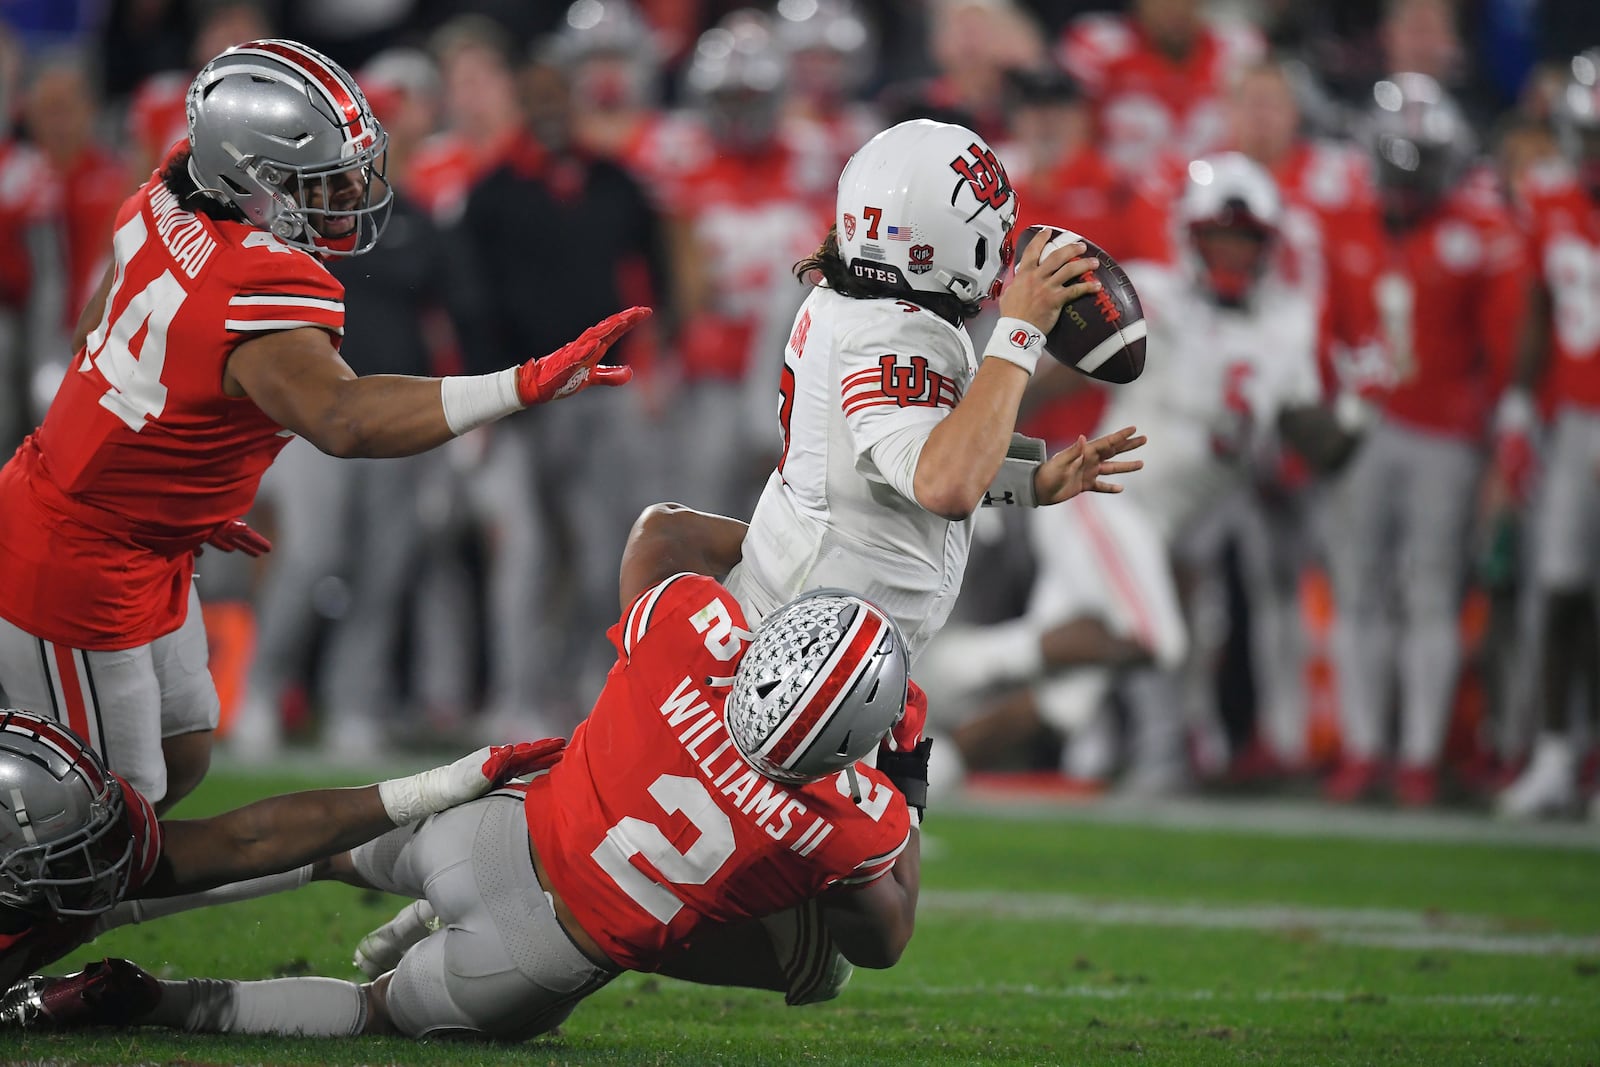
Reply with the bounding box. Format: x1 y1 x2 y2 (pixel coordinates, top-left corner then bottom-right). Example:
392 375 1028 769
7 768 1600 1066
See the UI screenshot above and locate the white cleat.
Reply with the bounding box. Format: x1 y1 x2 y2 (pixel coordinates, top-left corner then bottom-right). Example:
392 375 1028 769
1495 735 1577 820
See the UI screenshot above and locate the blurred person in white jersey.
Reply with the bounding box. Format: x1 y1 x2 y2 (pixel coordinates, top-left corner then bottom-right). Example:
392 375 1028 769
920 154 1359 791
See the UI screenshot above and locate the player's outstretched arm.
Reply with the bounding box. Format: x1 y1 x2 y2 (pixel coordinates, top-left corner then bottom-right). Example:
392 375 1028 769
225 308 649 459
139 741 564 899
910 231 1101 519
1032 426 1146 507
618 502 750 609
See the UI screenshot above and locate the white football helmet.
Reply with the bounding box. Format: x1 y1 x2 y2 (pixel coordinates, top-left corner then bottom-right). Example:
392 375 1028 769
1176 152 1283 306
186 39 392 256
724 589 908 785
0 710 133 917
836 119 1018 305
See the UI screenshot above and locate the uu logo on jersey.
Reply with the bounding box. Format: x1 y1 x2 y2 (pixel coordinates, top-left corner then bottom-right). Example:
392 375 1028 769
908 244 934 274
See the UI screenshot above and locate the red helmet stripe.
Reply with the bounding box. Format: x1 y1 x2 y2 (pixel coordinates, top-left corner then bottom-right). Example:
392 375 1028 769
765 610 888 768
251 40 367 141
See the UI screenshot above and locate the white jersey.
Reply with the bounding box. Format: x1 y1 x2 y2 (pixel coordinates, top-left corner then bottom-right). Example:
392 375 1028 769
726 285 978 659
1099 263 1321 540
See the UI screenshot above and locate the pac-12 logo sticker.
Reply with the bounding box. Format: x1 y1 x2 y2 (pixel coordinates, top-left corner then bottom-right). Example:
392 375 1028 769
908 243 935 274
843 213 857 240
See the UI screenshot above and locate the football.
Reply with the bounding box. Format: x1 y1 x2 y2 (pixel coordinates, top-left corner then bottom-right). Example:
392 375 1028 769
1020 224 1147 384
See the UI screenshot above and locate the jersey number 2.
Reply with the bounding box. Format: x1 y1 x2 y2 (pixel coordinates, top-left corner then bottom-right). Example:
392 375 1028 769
82 213 191 432
591 774 736 923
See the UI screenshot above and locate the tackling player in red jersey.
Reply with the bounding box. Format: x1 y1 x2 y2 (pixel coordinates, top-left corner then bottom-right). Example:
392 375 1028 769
0 39 646 812
4 504 928 1040
0 707 565 995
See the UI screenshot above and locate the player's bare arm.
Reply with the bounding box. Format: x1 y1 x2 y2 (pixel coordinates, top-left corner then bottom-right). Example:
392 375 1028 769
911 230 1101 519
136 741 564 899
818 835 922 969
224 308 648 459
617 502 750 609
71 260 115 355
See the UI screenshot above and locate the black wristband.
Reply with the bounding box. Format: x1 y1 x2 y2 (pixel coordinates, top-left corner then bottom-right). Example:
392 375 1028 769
877 737 933 819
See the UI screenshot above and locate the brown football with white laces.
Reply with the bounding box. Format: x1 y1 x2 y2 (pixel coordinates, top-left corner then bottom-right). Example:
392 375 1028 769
1020 224 1147 384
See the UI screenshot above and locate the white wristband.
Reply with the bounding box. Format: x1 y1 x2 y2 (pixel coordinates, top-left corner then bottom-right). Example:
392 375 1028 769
983 317 1046 376
377 746 493 826
440 367 523 436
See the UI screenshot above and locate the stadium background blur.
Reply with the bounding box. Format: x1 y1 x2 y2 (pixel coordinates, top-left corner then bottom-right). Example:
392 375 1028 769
0 0 1597 815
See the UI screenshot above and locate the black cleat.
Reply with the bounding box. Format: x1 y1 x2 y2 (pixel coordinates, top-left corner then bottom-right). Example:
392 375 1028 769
0 957 159 1029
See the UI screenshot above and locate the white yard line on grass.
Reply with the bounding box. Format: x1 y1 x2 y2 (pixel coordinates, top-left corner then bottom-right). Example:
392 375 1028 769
864 983 1564 1008
949 792 1600 852
919 890 1600 957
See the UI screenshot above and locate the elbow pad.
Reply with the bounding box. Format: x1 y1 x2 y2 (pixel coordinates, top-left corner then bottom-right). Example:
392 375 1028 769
981 433 1046 508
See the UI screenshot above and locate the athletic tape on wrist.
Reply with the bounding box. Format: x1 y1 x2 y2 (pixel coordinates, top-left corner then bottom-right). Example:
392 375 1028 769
440 367 522 436
983 317 1046 375
982 433 1046 507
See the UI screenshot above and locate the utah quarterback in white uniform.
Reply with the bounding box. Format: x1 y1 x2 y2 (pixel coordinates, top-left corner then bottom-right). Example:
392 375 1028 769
923 154 1357 782
724 119 1146 658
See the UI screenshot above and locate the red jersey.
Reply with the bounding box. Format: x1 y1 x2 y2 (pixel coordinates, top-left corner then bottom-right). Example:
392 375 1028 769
0 165 345 649
1374 180 1527 438
1520 160 1600 410
1059 13 1263 178
663 144 830 380
1267 141 1387 391
54 145 130 320
0 775 161 988
526 573 912 972
0 140 58 308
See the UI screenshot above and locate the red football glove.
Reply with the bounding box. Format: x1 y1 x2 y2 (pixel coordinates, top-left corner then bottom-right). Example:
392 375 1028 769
883 679 928 754
479 737 567 784
515 306 650 405
203 519 272 557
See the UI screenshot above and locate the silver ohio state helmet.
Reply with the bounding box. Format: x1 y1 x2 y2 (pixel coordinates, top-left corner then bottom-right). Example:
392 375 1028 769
836 119 1018 304
186 38 392 256
0 710 133 917
724 590 908 785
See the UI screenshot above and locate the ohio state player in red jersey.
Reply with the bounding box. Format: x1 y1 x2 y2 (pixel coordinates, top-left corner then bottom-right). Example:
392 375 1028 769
1495 49 1600 819
1058 0 1263 180
1325 75 1527 806
11 506 927 1040
0 707 564 995
0 40 645 813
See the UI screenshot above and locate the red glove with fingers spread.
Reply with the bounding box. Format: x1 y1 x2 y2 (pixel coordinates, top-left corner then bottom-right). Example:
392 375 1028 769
515 306 650 405
203 519 272 557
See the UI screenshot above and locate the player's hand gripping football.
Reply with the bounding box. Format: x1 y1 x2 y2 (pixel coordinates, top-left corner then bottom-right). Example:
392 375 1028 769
197 518 272 558
1033 425 1146 507
516 306 651 405
999 227 1102 335
377 738 567 826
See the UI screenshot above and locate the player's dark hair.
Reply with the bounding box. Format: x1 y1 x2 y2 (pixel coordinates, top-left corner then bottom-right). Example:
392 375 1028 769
794 226 982 324
159 146 248 223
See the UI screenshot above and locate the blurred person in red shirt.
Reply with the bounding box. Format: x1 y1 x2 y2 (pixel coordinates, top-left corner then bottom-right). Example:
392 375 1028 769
880 0 1047 143
774 0 882 183
1323 74 1527 807
1057 0 1263 182
407 16 527 224
659 11 832 520
21 53 128 361
0 23 64 453
125 1 272 185
1494 51 1600 820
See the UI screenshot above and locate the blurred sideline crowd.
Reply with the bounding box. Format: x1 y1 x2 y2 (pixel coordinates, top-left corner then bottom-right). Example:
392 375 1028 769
1 0 1599 817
